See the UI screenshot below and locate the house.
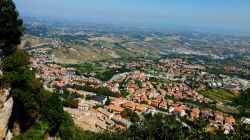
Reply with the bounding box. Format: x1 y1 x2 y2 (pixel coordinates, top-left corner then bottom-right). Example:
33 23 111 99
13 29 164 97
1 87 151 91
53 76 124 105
123 102 136 110
78 100 96 111
151 96 162 107
107 104 124 113
140 95 148 103
95 121 107 131
225 116 236 125
147 106 156 114
169 106 175 113
174 107 186 117
93 96 107 105
97 108 114 119
111 115 132 128
214 112 224 123
191 108 200 119
105 119 115 126
243 118 250 124
209 120 219 129
201 109 213 118
115 125 126 130
110 97 127 106
136 104 146 112
159 101 168 110
146 92 154 99
133 88 147 97
56 81 65 91
223 123 234 134
128 88 135 94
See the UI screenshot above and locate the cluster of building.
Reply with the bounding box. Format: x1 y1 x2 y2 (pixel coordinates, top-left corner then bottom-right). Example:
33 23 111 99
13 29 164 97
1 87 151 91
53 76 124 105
223 66 250 75
51 40 71 48
29 47 249 134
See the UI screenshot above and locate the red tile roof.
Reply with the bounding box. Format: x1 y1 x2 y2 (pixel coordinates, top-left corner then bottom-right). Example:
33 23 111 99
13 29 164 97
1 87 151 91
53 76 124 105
136 104 145 112
123 102 136 109
225 116 236 125
159 101 167 107
141 95 147 101
107 104 124 112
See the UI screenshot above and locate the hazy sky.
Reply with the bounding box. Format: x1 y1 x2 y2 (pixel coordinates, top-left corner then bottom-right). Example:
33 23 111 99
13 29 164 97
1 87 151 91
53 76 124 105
14 0 250 34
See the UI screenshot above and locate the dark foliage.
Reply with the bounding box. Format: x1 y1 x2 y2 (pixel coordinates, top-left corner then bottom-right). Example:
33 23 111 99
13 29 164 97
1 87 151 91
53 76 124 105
0 0 23 56
232 88 250 118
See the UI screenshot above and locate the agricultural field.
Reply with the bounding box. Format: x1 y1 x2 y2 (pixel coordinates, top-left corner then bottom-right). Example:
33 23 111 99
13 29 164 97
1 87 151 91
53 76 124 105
198 88 238 104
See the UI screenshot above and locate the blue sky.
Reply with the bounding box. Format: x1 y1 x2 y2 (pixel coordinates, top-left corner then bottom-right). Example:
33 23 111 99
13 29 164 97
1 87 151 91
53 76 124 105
14 0 250 34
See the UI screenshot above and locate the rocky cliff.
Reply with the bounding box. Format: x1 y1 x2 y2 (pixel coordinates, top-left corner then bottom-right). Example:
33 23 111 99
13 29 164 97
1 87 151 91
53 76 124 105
0 89 13 140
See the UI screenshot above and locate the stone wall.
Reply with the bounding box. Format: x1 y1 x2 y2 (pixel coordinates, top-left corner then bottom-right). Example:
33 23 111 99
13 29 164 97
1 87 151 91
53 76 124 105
0 89 13 140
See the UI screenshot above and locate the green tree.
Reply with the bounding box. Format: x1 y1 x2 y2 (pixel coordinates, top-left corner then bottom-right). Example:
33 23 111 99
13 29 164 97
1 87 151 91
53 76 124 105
232 122 250 139
63 96 79 108
100 113 185 140
121 108 139 123
0 0 23 56
233 88 250 117
1 49 44 129
14 122 48 140
105 96 111 106
24 41 31 49
41 94 64 135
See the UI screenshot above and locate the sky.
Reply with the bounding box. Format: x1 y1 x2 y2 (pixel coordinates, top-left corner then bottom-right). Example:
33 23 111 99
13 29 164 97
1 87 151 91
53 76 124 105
14 0 250 34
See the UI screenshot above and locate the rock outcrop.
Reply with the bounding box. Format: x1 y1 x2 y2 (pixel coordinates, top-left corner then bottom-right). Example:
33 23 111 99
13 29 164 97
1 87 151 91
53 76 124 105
0 89 13 140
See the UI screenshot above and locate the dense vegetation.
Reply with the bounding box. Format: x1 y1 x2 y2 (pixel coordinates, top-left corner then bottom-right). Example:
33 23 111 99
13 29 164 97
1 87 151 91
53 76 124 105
232 88 250 118
98 113 250 140
121 108 140 123
0 0 23 56
206 68 250 80
69 84 129 98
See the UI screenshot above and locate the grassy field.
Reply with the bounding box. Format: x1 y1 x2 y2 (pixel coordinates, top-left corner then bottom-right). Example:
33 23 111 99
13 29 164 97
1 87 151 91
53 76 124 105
198 88 238 104
64 63 129 81
65 63 108 74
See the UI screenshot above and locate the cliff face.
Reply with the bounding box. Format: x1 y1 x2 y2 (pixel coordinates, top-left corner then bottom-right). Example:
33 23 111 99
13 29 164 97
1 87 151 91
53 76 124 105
0 89 13 140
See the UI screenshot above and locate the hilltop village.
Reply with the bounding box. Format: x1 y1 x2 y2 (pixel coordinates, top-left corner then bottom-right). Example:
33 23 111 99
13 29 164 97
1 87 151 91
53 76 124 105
29 45 249 134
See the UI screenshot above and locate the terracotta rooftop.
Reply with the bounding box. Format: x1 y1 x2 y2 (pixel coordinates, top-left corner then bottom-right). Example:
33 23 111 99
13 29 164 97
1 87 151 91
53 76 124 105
159 101 167 107
123 102 136 109
116 125 125 130
225 116 236 125
107 104 124 112
97 108 112 117
174 107 183 112
136 104 145 112
141 95 147 101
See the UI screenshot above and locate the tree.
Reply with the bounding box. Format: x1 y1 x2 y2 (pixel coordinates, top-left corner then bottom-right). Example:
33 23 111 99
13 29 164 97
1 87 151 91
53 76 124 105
41 94 64 135
100 113 185 140
58 113 97 140
0 0 23 56
14 122 48 140
233 88 250 118
24 41 31 49
63 96 79 108
12 88 41 129
2 49 29 71
232 122 250 139
121 108 139 123
105 97 111 106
